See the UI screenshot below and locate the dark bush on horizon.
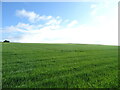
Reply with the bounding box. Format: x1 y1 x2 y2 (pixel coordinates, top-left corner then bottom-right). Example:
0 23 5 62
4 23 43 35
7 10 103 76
3 40 10 43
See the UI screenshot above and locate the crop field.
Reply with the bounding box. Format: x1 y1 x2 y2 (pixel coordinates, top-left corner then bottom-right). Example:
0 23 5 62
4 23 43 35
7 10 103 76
2 43 118 88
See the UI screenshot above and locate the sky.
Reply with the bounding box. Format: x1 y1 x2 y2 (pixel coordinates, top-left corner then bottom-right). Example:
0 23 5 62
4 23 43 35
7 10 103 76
1 0 119 45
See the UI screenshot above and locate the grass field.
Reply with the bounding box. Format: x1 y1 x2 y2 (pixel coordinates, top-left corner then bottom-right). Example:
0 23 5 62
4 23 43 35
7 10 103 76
2 43 118 88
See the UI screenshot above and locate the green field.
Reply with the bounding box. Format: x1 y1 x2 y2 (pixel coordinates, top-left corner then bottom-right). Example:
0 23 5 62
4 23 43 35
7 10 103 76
2 43 118 88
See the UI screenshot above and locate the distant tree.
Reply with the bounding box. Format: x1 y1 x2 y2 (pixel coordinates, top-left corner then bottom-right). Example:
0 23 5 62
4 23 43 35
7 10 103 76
3 40 10 43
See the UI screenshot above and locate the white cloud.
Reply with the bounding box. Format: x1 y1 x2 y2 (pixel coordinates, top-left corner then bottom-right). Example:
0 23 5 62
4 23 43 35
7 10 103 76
10 23 116 45
91 8 97 16
90 3 99 16
89 0 118 45
90 4 97 9
46 18 62 25
56 16 60 19
47 16 52 19
16 23 43 30
5 18 117 45
16 9 52 23
67 20 78 27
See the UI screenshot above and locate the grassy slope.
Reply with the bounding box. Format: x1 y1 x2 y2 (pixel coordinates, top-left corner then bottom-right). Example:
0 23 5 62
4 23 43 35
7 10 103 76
2 43 118 88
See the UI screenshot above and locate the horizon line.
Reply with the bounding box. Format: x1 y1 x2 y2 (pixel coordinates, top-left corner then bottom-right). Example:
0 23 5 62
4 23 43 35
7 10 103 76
0 41 119 46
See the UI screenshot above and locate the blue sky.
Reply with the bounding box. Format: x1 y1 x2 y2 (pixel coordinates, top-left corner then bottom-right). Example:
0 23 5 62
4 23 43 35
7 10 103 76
3 2 93 26
2 0 118 45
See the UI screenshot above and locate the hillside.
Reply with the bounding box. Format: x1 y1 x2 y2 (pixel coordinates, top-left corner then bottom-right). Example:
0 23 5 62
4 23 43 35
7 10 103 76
2 43 118 88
